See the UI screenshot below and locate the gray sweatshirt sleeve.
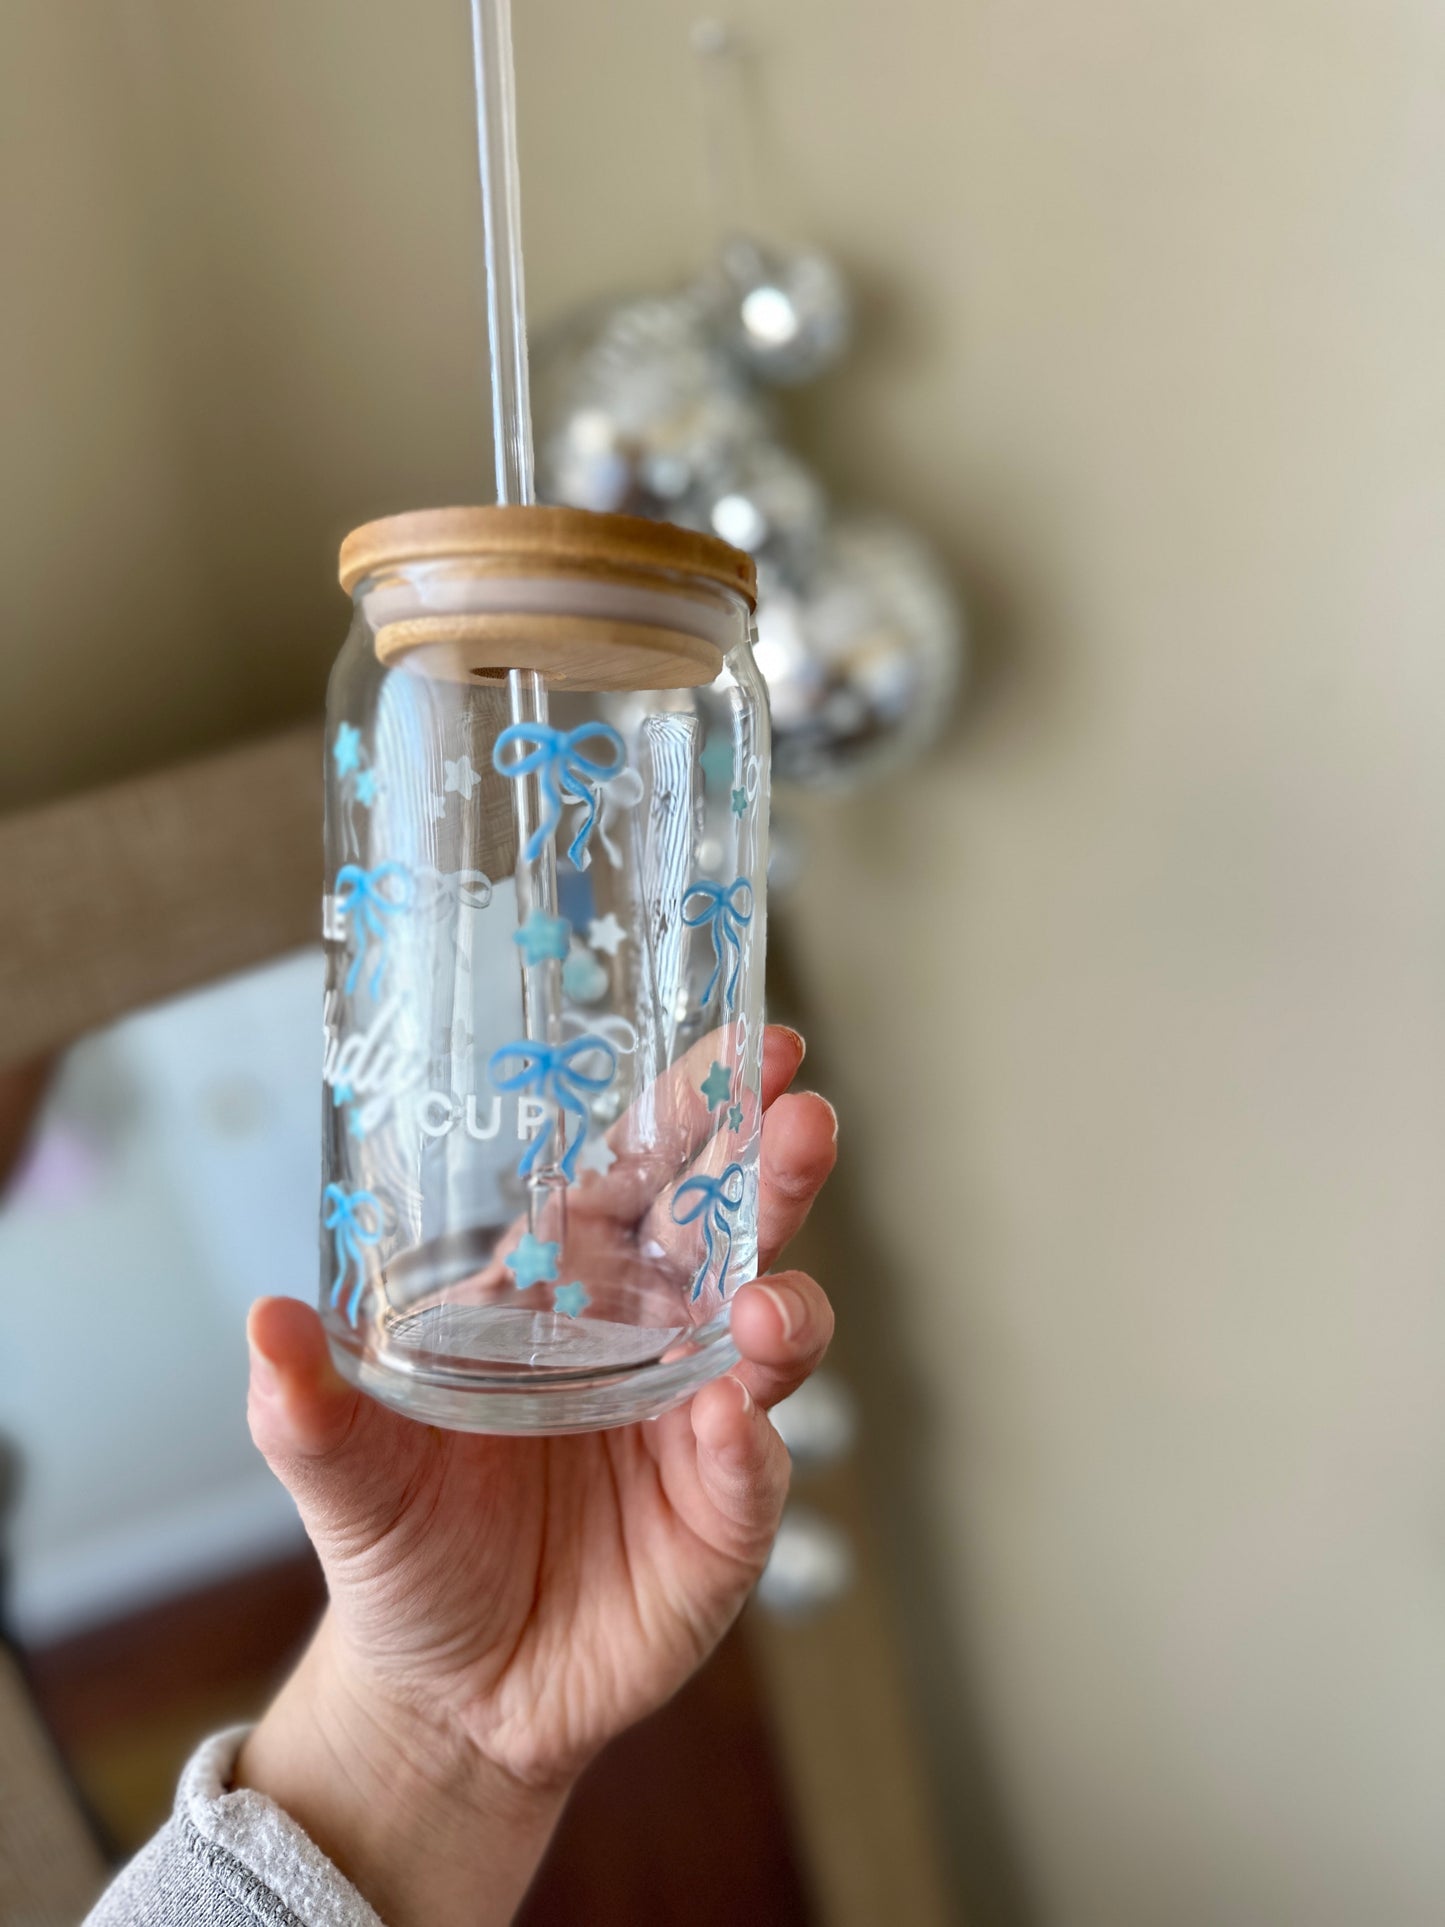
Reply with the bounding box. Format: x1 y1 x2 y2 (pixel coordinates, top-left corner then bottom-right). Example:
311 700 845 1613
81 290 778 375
83 1729 385 1927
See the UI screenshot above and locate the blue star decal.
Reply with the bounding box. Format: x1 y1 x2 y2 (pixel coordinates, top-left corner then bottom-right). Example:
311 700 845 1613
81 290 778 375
562 949 608 1004
332 1081 353 1107
506 1232 561 1291
354 768 379 808
553 1281 590 1318
513 909 571 965
701 1061 733 1112
731 787 748 818
333 723 362 777
347 1106 366 1139
727 1102 744 1132
700 737 734 790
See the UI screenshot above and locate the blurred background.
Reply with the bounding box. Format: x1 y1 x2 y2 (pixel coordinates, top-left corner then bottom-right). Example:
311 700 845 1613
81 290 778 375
5 1 1445 1922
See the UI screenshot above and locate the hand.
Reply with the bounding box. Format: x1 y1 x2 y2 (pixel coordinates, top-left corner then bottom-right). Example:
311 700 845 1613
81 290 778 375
236 1026 836 1927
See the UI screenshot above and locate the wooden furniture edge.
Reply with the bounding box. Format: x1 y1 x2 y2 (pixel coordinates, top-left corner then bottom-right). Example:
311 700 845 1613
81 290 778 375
0 723 322 1069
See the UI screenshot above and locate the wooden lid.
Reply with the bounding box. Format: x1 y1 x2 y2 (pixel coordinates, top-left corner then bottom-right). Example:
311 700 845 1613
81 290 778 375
372 613 725 691
339 504 757 609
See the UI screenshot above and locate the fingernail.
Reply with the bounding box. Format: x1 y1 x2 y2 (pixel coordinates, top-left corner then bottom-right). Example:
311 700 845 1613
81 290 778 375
778 1027 806 1063
755 1283 801 1343
796 1091 838 1142
711 1376 757 1466
248 1340 281 1401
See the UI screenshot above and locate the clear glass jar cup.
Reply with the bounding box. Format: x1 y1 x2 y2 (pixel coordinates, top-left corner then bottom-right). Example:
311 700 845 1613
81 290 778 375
321 506 767 1432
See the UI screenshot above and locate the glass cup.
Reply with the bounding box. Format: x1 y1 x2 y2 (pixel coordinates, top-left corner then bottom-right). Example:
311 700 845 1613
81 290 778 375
321 506 767 1433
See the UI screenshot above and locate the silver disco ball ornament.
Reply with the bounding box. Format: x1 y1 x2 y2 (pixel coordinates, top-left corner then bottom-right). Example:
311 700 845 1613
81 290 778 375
770 1371 859 1471
755 515 966 789
684 440 828 565
766 808 807 896
756 1506 855 1619
533 294 772 517
704 236 853 387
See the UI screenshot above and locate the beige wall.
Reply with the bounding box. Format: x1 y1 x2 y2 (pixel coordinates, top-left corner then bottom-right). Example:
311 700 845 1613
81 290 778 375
8 1 1445 1920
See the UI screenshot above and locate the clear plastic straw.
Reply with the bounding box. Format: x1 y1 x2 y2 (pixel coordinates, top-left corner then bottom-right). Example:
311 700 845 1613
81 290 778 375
469 0 564 1230
470 0 535 506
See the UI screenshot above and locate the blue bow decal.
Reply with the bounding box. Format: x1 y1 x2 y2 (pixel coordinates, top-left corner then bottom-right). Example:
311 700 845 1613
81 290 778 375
323 1182 383 1325
671 1163 746 1302
493 722 627 869
335 862 413 998
488 1033 618 1182
682 876 754 1013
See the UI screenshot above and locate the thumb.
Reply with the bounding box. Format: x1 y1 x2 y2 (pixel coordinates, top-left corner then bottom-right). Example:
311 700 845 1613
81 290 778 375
246 1297 403 1544
247 1296 359 1460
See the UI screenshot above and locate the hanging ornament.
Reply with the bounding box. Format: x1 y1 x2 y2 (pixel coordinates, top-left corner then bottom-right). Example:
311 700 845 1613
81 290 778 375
770 1371 859 1471
687 24 851 387
533 294 771 517
683 438 828 563
766 809 807 895
530 16 969 796
755 516 966 790
702 235 853 387
756 1505 856 1618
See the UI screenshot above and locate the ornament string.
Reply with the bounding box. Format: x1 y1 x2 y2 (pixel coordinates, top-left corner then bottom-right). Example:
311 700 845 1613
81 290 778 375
689 18 757 252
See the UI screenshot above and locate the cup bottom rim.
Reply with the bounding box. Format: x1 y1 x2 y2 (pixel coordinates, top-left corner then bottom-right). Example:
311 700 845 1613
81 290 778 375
326 1327 741 1435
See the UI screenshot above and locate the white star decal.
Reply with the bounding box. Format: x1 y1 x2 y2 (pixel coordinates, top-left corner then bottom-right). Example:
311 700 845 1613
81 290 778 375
574 1134 618 1178
588 912 627 957
444 755 480 801
427 791 449 821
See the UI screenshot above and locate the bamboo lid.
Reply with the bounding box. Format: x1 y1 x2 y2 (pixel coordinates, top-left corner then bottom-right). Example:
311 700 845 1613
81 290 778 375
339 506 755 691
339 504 756 606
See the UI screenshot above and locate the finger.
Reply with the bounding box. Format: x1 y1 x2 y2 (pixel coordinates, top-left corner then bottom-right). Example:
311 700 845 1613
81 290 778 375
578 1024 807 1225
633 1085 836 1292
756 1091 838 1272
624 1020 803 1151
760 1026 807 1110
445 1025 813 1307
728 1270 835 1411
614 1024 748 1168
689 1373 792 1559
